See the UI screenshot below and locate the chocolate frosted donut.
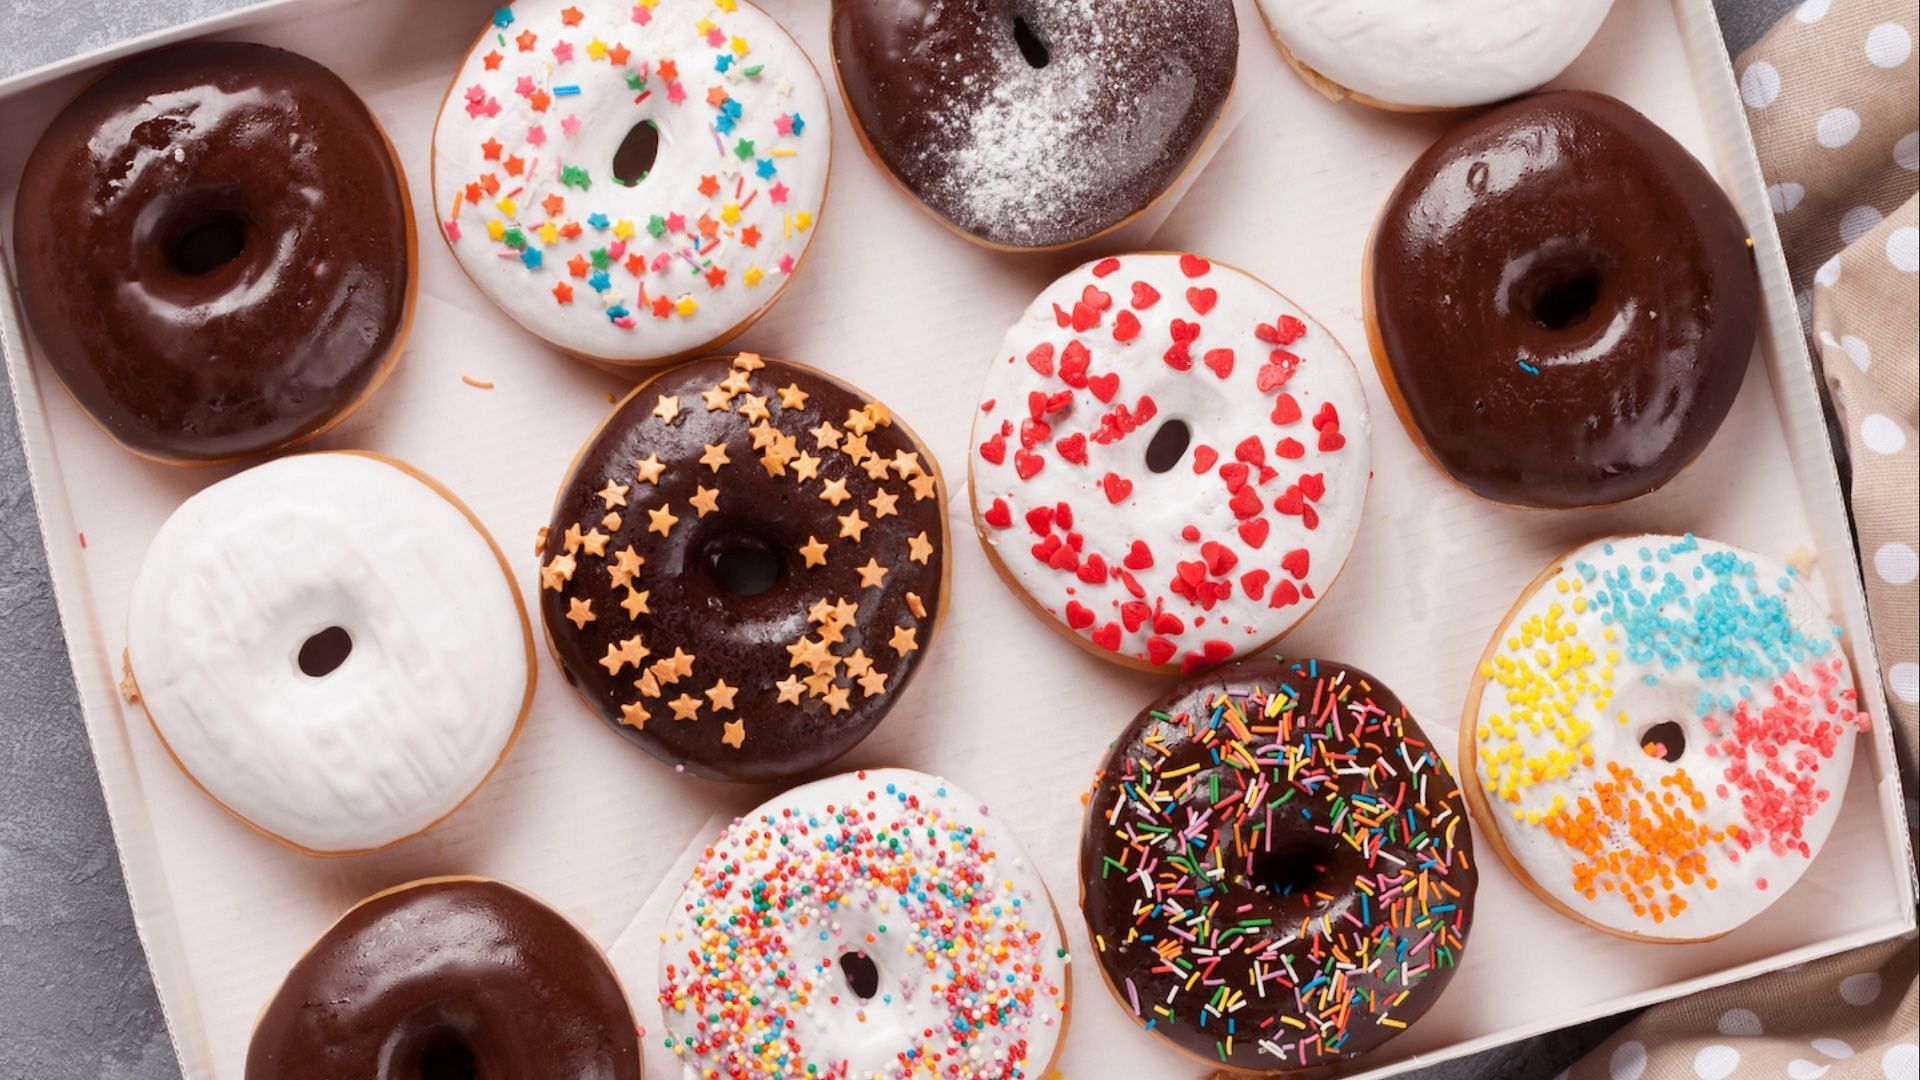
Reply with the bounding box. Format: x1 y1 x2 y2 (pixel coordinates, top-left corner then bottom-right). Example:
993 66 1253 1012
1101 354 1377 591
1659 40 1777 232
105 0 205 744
246 878 641 1080
12 42 413 464
1367 91 1758 508
539 354 948 782
830 0 1237 249
1081 657 1476 1072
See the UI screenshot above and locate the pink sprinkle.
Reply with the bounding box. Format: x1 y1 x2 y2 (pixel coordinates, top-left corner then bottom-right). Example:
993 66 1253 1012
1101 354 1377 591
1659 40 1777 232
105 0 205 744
778 253 795 274
631 4 651 24
651 252 672 272
464 84 486 103
552 41 573 61
705 27 725 45
774 114 794 136
666 80 686 104
515 75 536 98
562 114 582 137
768 182 789 205
614 316 636 329
443 220 461 242
665 212 686 233
609 240 626 259
528 125 547 146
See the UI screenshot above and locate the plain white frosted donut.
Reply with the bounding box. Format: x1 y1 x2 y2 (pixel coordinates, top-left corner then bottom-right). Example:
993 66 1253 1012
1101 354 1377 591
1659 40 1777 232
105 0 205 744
1470 534 1867 940
432 0 830 363
970 253 1370 673
659 768 1069 1078
125 454 531 854
1257 0 1615 110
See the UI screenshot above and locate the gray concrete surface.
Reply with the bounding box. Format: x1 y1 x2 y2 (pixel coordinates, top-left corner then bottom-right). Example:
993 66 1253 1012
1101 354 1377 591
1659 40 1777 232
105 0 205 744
0 1 1798 1076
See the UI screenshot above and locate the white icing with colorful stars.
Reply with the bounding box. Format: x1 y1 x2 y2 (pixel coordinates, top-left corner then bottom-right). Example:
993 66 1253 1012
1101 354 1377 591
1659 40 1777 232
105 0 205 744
125 454 530 854
658 768 1070 1078
970 253 1371 673
1471 534 1867 940
433 0 830 362
1257 0 1615 110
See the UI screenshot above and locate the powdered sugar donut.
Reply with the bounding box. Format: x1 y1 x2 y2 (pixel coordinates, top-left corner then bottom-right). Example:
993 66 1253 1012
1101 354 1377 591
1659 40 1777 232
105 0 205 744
1255 0 1615 111
124 453 534 855
1464 534 1868 942
970 253 1370 674
658 768 1070 1077
433 0 830 364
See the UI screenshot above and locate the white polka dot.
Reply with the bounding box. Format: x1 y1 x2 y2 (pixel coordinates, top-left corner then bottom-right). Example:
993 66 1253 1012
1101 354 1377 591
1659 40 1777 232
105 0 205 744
1897 132 1919 172
1868 23 1913 68
1719 1007 1765 1036
1889 226 1919 272
1886 1042 1919 1080
1891 661 1919 705
1770 182 1808 213
1797 0 1831 21
1790 1061 1832 1080
1842 205 1886 245
1819 107 1863 148
1611 1040 1648 1080
1877 544 1919 585
1817 254 1844 286
1863 414 1908 454
1841 971 1884 1004
1742 61 1782 108
1840 334 1873 371
1695 1044 1741 1079
1815 1038 1857 1060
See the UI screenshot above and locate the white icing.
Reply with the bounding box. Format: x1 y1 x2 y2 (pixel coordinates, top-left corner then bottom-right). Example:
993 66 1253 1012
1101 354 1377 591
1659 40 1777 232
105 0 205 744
1471 535 1865 939
432 0 830 362
970 253 1370 671
1258 0 1616 110
659 768 1069 1078
125 454 530 853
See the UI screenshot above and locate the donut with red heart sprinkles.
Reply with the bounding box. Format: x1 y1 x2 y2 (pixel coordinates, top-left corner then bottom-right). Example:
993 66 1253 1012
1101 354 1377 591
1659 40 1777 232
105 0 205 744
969 253 1370 673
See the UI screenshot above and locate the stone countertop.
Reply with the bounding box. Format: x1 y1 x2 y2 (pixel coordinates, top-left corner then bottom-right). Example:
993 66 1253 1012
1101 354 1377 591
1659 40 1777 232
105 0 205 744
0 1 1797 1076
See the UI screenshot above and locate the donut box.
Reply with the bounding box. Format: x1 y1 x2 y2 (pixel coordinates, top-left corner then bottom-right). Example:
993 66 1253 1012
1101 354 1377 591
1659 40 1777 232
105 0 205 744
0 0 1911 1076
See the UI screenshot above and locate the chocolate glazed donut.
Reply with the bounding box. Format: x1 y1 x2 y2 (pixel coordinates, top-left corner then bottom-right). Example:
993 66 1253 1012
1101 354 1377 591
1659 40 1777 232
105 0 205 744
245 878 641 1080
539 354 948 783
12 42 414 464
1081 657 1476 1073
830 0 1237 249
1367 91 1758 508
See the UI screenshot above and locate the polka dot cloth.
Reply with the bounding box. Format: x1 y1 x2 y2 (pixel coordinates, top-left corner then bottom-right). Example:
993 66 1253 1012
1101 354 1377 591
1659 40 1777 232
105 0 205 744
1569 3 1917 1077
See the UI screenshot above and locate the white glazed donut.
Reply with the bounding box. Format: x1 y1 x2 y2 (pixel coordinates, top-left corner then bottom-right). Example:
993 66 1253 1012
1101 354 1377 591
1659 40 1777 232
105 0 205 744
970 253 1370 674
1255 0 1616 111
1465 534 1869 941
432 0 830 364
658 768 1070 1078
125 453 534 855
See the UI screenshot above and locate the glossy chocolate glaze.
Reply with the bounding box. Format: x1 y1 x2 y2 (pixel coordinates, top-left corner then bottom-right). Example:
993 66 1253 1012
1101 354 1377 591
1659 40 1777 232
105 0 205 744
540 355 947 783
830 0 1236 248
12 42 411 463
1080 657 1476 1071
245 879 641 1080
1371 91 1758 508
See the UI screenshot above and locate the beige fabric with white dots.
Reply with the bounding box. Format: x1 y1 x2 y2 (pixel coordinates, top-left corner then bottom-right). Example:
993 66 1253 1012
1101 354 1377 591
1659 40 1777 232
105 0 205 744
1567 3 1918 1079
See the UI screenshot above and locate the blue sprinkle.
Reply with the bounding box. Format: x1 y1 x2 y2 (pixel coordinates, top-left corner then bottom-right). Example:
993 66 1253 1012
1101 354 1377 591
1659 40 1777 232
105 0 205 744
1517 360 1541 375
554 84 581 96
492 7 514 28
520 247 543 269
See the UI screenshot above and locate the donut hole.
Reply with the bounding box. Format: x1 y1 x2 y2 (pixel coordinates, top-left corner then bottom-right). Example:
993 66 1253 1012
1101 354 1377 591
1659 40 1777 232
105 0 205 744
168 215 247 277
1012 15 1050 68
838 950 880 1000
613 119 661 187
1251 844 1332 901
414 1029 479 1080
1639 720 1687 763
297 626 353 678
703 531 786 599
1144 419 1191 474
1516 258 1605 333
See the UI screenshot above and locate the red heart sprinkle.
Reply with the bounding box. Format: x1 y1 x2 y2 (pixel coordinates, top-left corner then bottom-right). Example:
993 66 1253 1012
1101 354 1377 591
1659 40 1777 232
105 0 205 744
1045 390 1073 414
1177 559 1206 585
1019 418 1051 450
1318 429 1347 452
1121 601 1150 632
1056 433 1088 464
1235 436 1265 466
1014 450 1043 480
1065 600 1095 630
1179 254 1211 278
1088 372 1120 402
1238 519 1270 548
1220 462 1251 491
1102 472 1133 503
1230 486 1262 519
1270 580 1301 608
979 432 1006 464
1077 554 1108 584
1203 348 1234 379
983 498 1012 528
1123 540 1154 570
1047 542 1079 571
1170 319 1200 343
1153 611 1185 636
1090 622 1122 651
1082 284 1112 311
1027 343 1054 375
1312 401 1340 430
1146 636 1177 666
1131 282 1160 308
1052 304 1070 328
1163 343 1192 371
1271 393 1302 425
1030 534 1061 561
1274 486 1304 515
1071 302 1099 332
1059 340 1091 387
1181 524 1201 542
1026 391 1047 419
1273 314 1306 344
1191 445 1219 473
1240 568 1269 599
1187 287 1217 315
1299 473 1326 501
1282 548 1311 580
1091 257 1120 278
1055 502 1074 529
1113 310 1141 342
1134 396 1158 423
1025 505 1054 534
1201 541 1238 576
1275 437 1305 459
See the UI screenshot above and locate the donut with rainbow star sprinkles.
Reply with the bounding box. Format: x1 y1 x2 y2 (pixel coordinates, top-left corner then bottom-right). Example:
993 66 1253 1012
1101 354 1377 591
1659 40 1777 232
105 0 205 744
1080 657 1476 1072
1463 534 1867 942
433 0 829 365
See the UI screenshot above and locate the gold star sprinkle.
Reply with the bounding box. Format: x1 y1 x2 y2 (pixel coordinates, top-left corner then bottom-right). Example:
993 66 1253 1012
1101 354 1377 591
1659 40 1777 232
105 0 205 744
862 455 892 481
620 588 650 619
910 473 938 502
648 505 680 536
598 480 630 509
891 450 923 477
844 407 875 436
791 451 821 482
609 546 644 589
700 442 731 471
704 679 738 711
721 719 746 748
841 434 871 464
566 597 596 629
803 671 834 698
868 489 899 519
822 685 851 715
601 512 623 532
563 523 585 553
889 625 918 655
864 402 892 428
857 669 889 697
540 553 577 591
701 384 735 411
799 536 829 568
733 352 765 371
748 421 779 450
689 486 720 516
600 635 649 675
619 701 649 729
844 649 874 679
533 525 550 557
774 674 806 704
581 528 609 557
721 370 752 395
669 693 702 721
838 510 869 542
832 598 859 628
633 670 661 698
635 454 666 484
807 597 837 625
737 394 770 424
857 558 888 589
906 592 927 619
908 532 934 565
653 395 681 422
810 421 842 450
818 478 851 507
777 383 809 410
663 647 695 681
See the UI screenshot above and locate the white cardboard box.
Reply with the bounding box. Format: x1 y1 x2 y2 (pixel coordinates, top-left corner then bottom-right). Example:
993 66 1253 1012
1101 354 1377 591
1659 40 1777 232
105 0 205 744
2 0 1912 1077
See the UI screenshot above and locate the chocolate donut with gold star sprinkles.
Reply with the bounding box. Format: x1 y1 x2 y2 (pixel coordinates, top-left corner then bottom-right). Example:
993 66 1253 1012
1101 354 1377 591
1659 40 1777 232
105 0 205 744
1080 656 1477 1072
539 354 948 781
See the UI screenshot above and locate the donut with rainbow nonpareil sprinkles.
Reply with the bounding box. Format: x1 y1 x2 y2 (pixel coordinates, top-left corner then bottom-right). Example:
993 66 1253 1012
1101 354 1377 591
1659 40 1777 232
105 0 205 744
433 0 829 365
1463 534 1868 942
970 253 1371 674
